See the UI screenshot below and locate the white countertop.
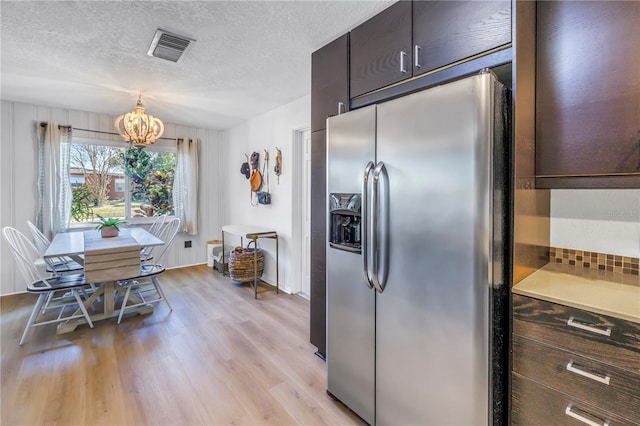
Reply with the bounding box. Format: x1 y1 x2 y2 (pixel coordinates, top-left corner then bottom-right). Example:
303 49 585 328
513 263 640 323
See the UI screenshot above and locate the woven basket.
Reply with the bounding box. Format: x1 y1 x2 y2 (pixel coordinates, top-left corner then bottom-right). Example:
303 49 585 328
228 246 264 282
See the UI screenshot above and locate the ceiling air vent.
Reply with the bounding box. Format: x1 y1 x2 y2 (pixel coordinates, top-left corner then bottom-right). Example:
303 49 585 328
147 29 195 63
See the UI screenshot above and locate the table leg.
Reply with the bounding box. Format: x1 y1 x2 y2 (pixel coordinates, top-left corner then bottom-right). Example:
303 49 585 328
57 284 104 334
104 281 115 316
57 281 153 334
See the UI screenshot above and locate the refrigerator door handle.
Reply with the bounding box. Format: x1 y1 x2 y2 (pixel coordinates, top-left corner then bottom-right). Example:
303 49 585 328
361 161 375 289
371 161 388 293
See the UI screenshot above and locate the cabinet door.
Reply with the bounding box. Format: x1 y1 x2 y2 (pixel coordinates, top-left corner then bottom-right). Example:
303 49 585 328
350 1 412 98
536 1 640 187
412 1 511 76
309 129 327 356
311 34 349 133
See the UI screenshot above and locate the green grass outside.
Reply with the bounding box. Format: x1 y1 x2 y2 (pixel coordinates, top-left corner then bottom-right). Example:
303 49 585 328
78 201 126 222
93 205 126 219
74 200 159 223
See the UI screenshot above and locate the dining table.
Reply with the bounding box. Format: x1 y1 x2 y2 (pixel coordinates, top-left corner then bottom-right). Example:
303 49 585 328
44 227 164 333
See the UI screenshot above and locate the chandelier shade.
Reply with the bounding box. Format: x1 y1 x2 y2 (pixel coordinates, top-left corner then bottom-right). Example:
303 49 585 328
114 96 164 148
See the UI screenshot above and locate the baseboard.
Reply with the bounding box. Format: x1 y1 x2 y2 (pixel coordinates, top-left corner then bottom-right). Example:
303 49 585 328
0 290 29 298
258 278 293 295
166 262 208 270
1 263 298 297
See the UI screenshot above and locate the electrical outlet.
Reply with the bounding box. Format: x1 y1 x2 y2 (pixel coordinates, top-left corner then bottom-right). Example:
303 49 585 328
184 240 192 248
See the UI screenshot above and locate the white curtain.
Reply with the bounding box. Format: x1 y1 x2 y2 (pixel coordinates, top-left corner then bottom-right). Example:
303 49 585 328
174 138 199 235
36 122 72 238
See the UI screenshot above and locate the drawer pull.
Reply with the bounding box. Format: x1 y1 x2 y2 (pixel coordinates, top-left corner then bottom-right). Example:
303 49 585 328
567 317 612 337
566 362 610 385
565 405 610 426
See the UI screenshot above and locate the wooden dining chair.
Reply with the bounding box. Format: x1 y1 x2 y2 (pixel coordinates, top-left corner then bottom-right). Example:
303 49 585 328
117 218 181 324
2 227 94 345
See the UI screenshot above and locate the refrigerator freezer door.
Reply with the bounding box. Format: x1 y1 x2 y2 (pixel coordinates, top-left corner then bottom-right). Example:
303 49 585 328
375 74 494 425
326 105 376 424
327 105 377 194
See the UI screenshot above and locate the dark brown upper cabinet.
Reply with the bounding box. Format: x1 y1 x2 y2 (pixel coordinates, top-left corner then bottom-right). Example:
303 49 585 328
350 1 413 98
311 34 349 133
350 1 512 99
536 1 640 188
412 1 511 76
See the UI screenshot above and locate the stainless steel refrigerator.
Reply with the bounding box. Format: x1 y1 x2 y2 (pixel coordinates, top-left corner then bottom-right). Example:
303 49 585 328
326 72 510 425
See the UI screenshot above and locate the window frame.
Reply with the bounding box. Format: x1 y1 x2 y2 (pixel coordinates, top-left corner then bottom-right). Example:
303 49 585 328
68 137 177 229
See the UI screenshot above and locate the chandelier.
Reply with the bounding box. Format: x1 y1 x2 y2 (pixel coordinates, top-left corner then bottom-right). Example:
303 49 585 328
114 96 164 148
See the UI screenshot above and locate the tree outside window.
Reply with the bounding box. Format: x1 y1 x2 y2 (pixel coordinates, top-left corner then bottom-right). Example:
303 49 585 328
70 144 122 207
122 147 176 218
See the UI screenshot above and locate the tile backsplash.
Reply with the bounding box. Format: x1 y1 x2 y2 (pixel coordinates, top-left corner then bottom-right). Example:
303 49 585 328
550 246 639 276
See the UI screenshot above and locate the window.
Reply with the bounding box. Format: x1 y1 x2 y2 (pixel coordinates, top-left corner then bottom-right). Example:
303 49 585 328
69 174 85 186
114 178 125 193
68 138 177 224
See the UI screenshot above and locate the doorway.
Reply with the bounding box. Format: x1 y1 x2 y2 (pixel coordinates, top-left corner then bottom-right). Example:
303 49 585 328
292 126 311 298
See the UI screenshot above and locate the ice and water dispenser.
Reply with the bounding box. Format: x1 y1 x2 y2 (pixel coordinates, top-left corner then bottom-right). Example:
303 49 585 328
329 193 361 253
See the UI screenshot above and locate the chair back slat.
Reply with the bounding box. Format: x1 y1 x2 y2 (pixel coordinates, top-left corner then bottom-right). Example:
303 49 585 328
141 215 167 260
2 227 52 290
149 218 181 267
148 214 167 237
26 220 83 275
26 221 50 255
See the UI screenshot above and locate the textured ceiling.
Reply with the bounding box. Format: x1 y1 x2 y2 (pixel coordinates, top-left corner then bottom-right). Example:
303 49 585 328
1 1 393 129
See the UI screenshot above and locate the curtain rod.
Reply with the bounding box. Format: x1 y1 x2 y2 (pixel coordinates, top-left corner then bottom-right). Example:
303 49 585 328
39 122 175 141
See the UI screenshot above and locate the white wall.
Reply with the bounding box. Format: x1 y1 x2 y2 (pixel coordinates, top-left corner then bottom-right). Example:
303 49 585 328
0 100 224 295
550 189 640 257
221 95 310 294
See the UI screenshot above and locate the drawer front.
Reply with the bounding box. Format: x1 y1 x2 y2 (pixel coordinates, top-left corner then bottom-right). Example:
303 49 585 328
512 373 637 426
513 294 640 373
513 335 640 422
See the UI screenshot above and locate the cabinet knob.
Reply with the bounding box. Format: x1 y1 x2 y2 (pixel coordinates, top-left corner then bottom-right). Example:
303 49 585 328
337 102 345 115
414 45 421 69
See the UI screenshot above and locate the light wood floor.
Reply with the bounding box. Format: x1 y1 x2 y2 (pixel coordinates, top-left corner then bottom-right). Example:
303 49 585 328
1 265 363 425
